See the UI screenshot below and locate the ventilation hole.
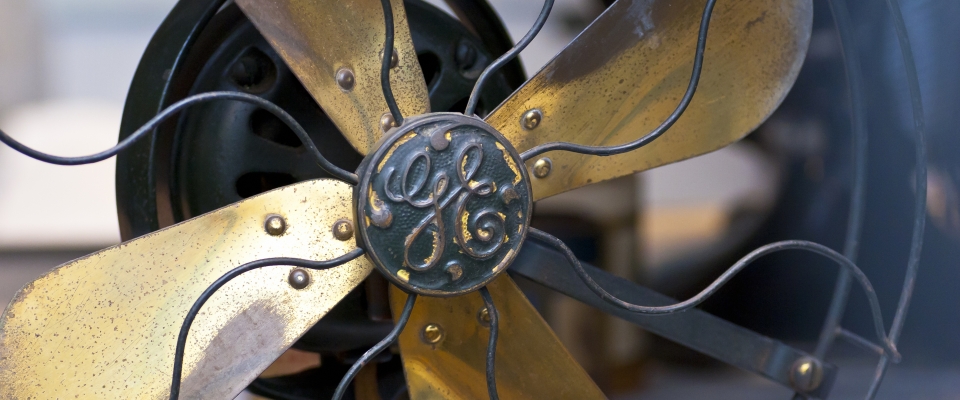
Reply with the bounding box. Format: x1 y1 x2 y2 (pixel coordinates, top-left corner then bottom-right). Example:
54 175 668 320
417 52 442 89
448 97 486 117
250 108 302 147
236 172 297 198
229 47 277 93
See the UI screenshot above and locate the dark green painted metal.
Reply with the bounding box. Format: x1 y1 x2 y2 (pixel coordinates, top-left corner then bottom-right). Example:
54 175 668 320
357 113 532 297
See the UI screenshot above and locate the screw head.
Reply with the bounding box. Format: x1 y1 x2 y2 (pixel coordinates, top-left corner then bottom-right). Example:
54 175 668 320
288 269 310 290
477 307 491 327
790 357 824 392
532 157 552 179
380 49 399 69
264 214 287 236
421 324 444 344
332 219 354 241
381 112 397 133
336 67 355 91
520 109 543 130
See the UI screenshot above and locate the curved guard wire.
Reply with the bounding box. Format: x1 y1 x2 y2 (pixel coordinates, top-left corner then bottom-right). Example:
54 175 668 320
803 0 927 398
529 228 902 362
168 248 367 400
479 287 500 400
379 0 404 126
464 0 555 117
519 0 717 161
864 0 927 397
0 91 358 184
332 292 418 400
813 0 870 363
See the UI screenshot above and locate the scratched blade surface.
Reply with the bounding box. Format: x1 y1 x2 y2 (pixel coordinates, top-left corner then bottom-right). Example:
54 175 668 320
390 276 606 399
236 0 430 155
0 179 373 399
485 0 812 200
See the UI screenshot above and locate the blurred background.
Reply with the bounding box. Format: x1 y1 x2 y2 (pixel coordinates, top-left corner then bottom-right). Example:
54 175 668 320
0 0 958 399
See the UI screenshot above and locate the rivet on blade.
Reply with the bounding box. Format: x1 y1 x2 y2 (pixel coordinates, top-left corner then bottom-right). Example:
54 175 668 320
332 219 354 241
477 307 491 327
380 49 400 69
520 109 542 130
336 67 355 91
421 324 444 344
381 112 397 133
533 157 552 179
264 214 287 236
288 269 310 290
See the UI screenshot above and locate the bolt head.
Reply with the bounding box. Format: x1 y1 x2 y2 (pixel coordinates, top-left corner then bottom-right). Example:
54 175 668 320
336 67 355 91
264 215 287 236
381 112 397 133
790 357 824 392
520 109 543 130
288 269 310 290
421 324 444 344
477 307 491 327
332 219 354 241
532 158 552 179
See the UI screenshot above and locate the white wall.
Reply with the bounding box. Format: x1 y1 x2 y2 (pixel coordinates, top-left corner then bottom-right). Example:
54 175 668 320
0 0 176 249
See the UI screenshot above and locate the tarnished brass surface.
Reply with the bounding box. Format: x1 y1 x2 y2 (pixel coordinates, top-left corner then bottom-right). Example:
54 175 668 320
236 0 430 154
0 179 373 399
390 276 606 399
485 0 812 200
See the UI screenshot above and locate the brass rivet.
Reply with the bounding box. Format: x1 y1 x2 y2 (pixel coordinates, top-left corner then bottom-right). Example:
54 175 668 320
381 112 397 133
336 67 355 91
264 214 286 236
477 307 491 327
421 324 444 344
370 199 393 228
533 157 552 179
790 357 824 392
332 219 354 241
520 109 542 130
288 269 310 290
380 49 399 69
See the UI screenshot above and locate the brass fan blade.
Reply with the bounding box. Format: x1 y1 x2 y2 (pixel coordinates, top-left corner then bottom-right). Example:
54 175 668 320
389 276 605 399
236 0 430 154
0 180 372 399
485 0 812 200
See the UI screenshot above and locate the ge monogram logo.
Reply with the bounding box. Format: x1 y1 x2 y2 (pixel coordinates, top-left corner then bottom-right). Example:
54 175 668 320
356 113 532 296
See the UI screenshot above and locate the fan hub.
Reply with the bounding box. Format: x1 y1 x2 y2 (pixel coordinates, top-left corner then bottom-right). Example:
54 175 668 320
356 113 532 297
